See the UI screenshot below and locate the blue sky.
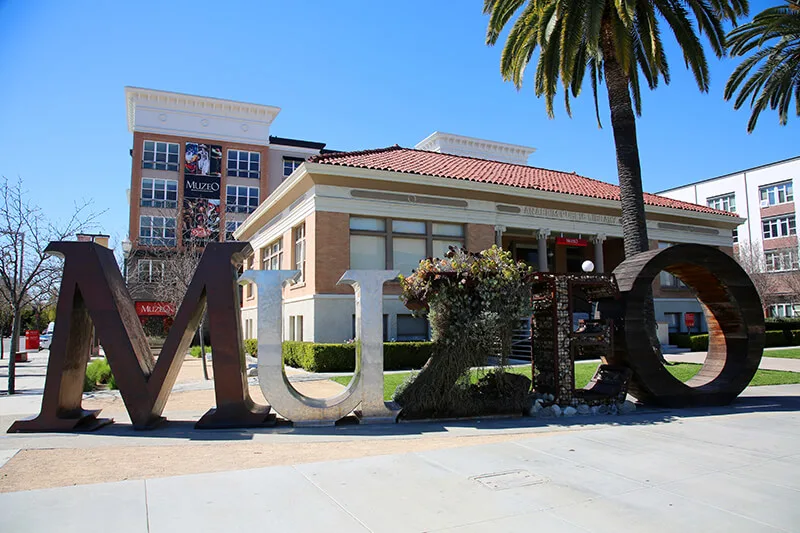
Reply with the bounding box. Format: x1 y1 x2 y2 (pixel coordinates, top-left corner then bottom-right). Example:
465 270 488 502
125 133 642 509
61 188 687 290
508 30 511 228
0 0 795 248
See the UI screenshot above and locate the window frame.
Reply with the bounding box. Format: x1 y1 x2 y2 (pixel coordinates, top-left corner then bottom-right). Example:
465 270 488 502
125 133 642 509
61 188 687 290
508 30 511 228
261 238 283 271
139 216 177 247
759 181 794 207
136 259 165 283
227 149 261 179
348 217 466 272
762 215 797 239
283 157 305 179
225 220 242 241
226 185 259 213
706 193 736 213
769 303 798 318
294 224 306 282
140 178 178 209
142 140 180 171
765 249 799 272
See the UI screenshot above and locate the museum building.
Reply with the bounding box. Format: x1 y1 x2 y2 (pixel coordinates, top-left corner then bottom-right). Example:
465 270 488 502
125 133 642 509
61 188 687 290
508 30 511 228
233 132 741 344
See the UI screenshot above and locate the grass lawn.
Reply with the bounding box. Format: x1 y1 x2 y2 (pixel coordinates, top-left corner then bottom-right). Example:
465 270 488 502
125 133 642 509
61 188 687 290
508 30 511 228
764 348 800 359
331 362 800 401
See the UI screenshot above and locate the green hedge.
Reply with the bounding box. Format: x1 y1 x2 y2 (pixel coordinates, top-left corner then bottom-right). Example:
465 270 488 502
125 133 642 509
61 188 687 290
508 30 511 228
282 341 433 373
244 338 258 357
84 358 117 392
669 333 692 349
766 330 789 348
793 330 800 345
765 318 800 331
690 334 709 351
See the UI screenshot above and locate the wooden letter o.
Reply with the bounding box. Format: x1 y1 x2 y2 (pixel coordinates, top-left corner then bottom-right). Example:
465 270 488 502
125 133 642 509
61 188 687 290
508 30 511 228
608 244 764 407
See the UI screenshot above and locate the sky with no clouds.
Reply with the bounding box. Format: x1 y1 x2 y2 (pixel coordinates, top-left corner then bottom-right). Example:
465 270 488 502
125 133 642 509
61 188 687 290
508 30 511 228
0 0 795 249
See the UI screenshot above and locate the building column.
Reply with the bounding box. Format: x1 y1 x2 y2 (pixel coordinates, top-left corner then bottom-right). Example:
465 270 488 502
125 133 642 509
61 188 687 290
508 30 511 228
537 229 550 272
494 225 506 247
593 233 606 273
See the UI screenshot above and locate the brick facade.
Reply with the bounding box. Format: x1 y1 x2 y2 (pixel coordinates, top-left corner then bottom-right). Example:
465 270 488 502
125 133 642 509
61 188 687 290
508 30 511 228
465 223 496 252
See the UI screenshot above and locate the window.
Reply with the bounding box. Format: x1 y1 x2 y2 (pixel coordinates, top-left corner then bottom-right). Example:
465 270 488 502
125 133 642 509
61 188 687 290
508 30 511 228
226 186 259 213
245 256 254 299
139 216 176 246
352 314 389 342
760 182 793 207
141 178 178 208
397 315 429 341
142 141 180 171
261 239 283 270
294 224 306 281
765 249 799 272
289 315 304 341
762 215 796 239
225 220 242 241
770 303 798 318
137 259 164 283
349 217 465 275
283 157 304 179
227 150 260 179
665 312 681 333
658 243 686 288
707 193 736 213
732 227 738 244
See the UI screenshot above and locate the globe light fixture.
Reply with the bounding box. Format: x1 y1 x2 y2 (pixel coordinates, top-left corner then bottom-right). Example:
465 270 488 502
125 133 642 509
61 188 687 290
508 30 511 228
582 260 595 273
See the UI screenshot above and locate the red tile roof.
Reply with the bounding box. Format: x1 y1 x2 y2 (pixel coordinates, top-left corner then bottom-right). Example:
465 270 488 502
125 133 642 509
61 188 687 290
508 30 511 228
309 146 736 217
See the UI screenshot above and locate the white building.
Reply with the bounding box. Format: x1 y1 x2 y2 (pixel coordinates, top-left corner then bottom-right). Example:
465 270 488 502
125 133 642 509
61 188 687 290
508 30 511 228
658 156 800 317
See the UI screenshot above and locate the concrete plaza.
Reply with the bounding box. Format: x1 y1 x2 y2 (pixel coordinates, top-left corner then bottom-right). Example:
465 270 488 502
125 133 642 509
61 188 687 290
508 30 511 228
1 349 799 532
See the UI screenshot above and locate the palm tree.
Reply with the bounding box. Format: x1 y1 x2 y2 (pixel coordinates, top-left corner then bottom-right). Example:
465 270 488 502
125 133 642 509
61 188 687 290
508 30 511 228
725 1 800 132
484 0 748 258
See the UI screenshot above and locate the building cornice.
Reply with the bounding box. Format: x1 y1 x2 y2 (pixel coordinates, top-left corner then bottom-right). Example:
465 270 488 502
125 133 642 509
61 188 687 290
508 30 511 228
415 131 536 165
125 87 281 146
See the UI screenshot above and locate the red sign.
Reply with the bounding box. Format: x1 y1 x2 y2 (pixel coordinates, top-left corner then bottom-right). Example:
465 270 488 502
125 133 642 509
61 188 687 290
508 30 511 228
555 237 588 247
135 301 176 316
684 313 696 328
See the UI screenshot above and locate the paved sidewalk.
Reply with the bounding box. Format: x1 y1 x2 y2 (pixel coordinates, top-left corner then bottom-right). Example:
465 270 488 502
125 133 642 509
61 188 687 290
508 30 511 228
2 387 799 532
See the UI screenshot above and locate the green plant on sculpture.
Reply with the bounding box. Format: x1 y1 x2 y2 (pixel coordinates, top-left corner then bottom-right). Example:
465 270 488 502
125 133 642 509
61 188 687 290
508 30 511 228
394 246 533 418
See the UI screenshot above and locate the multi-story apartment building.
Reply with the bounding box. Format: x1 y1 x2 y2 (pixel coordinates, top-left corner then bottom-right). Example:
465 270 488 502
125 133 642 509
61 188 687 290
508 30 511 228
658 156 800 318
123 87 328 331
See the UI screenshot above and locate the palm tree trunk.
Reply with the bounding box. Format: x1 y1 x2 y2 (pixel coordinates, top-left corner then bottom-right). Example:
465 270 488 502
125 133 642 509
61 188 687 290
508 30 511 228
601 24 664 362
601 33 649 257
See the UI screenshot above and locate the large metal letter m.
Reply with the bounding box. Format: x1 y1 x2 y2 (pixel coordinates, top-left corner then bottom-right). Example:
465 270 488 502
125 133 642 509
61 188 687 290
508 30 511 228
9 241 273 432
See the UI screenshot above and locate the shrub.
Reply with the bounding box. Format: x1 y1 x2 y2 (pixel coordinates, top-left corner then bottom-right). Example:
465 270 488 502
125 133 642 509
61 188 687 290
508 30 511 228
792 330 800 346
189 346 203 358
689 334 709 352
244 338 258 357
85 358 116 391
281 341 433 373
669 333 692 349
765 330 790 348
765 318 800 331
86 358 112 385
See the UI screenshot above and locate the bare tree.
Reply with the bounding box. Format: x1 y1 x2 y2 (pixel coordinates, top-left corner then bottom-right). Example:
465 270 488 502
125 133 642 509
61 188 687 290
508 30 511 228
735 241 771 314
735 240 800 317
128 236 212 379
0 177 103 394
